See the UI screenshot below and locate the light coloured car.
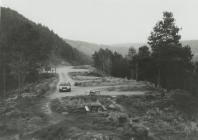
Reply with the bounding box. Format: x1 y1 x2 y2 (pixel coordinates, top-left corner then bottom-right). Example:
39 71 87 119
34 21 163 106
59 82 71 92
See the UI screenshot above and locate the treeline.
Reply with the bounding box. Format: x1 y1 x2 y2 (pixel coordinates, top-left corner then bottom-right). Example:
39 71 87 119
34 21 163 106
93 49 129 78
0 8 90 96
93 12 198 94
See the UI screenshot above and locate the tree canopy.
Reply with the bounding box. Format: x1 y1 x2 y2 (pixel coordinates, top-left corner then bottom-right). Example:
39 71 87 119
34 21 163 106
92 11 198 94
0 8 91 96
93 49 129 78
148 11 193 89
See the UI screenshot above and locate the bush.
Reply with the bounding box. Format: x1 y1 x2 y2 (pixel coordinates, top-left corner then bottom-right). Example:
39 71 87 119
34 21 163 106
39 73 56 80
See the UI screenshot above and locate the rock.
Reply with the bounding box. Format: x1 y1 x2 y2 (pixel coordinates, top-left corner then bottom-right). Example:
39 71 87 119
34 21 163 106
131 117 140 123
85 106 90 112
132 124 150 139
4 109 21 117
62 112 69 115
107 112 129 125
116 127 124 132
108 104 116 109
11 134 20 140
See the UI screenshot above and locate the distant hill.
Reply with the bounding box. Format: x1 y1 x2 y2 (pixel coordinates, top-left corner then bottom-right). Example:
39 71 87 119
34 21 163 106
65 39 144 57
65 39 198 61
65 39 109 56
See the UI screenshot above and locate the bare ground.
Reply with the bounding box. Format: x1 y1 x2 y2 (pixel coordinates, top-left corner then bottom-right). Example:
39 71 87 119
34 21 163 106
50 66 149 99
1 65 198 140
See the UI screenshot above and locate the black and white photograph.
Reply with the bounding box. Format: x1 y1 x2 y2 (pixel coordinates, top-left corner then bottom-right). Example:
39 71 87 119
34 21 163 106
0 0 198 140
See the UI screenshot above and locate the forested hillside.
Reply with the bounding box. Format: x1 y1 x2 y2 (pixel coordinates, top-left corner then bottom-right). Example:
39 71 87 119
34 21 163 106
65 39 137 56
0 7 90 95
93 12 198 94
65 38 198 62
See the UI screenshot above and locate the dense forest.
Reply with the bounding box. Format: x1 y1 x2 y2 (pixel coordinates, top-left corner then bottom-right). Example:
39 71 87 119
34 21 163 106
93 12 198 94
0 7 91 96
93 48 129 78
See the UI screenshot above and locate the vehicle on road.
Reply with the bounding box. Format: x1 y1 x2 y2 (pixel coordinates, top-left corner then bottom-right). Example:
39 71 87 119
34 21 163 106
59 82 71 92
89 90 100 96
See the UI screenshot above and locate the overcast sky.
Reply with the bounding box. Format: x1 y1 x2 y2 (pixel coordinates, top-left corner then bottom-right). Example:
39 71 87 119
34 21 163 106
1 0 198 44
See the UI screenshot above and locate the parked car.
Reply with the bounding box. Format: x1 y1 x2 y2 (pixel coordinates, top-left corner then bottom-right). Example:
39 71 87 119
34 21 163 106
59 82 71 92
89 90 100 96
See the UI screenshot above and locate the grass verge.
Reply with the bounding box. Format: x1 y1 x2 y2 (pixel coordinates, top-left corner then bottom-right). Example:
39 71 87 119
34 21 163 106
0 75 58 140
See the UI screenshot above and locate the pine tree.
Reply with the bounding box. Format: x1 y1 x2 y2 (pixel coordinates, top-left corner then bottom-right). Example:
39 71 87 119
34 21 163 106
148 11 193 89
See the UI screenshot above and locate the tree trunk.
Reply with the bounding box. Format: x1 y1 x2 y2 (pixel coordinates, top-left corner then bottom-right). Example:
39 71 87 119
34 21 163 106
1 49 6 98
0 9 6 98
18 72 21 98
157 68 161 88
135 63 139 81
2 61 6 97
18 55 22 98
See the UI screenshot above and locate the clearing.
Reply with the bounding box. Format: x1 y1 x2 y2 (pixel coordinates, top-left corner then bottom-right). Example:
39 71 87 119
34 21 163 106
1 65 198 140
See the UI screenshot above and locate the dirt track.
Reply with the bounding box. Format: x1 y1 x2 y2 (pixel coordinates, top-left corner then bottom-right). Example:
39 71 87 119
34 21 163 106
50 66 146 99
40 65 148 125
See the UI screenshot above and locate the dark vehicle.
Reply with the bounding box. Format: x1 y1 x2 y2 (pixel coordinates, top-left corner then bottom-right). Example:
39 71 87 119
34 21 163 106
89 90 100 96
59 82 71 92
